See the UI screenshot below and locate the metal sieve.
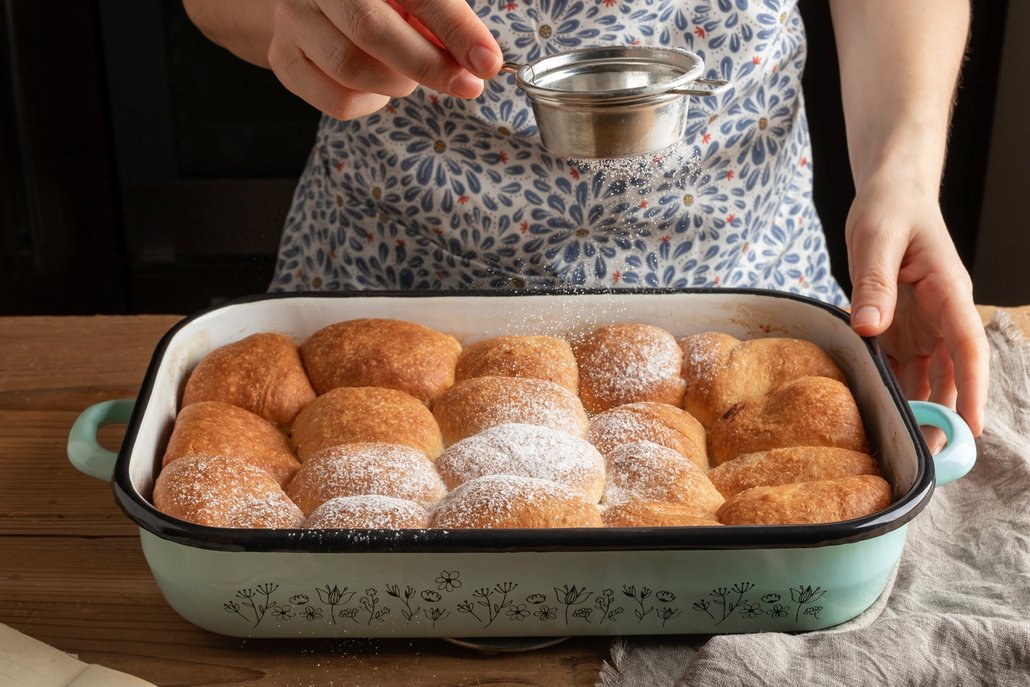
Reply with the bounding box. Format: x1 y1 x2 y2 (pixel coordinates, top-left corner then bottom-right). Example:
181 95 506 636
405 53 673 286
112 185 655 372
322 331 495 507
500 46 729 159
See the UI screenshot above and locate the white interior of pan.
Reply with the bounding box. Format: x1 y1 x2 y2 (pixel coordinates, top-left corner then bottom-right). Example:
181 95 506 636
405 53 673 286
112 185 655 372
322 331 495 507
127 292 919 507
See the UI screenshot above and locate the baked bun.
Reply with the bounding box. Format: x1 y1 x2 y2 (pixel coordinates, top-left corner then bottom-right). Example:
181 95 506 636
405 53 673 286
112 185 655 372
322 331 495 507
707 446 881 498
573 324 685 413
716 475 892 525
710 376 869 466
304 495 429 529
181 332 315 427
681 333 846 428
300 318 461 404
153 454 303 528
291 386 443 461
435 423 605 502
603 441 725 514
285 442 446 516
161 401 300 487
432 376 588 445
602 501 721 527
430 475 602 529
587 402 708 470
455 335 579 394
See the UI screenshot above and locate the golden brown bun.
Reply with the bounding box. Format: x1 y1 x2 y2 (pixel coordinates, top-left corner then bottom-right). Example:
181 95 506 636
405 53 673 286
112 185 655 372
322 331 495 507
434 423 606 502
432 376 588 445
602 501 722 527
153 454 304 528
707 447 881 498
291 386 443 461
573 324 685 413
161 401 301 487
455 335 579 394
285 442 447 516
430 475 602 529
710 376 869 466
681 333 847 428
716 475 892 525
303 495 429 529
181 332 315 427
300 318 461 404
603 441 725 514
587 402 708 470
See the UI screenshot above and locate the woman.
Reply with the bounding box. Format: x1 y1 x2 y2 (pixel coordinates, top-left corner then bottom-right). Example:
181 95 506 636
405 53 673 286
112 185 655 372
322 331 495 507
183 0 988 437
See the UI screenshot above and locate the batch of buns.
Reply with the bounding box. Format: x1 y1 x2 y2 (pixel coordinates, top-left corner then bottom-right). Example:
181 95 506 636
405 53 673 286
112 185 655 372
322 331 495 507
153 318 892 531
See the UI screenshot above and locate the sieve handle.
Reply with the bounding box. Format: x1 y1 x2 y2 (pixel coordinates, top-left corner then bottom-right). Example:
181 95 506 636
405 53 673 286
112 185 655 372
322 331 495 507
670 78 730 97
499 62 524 75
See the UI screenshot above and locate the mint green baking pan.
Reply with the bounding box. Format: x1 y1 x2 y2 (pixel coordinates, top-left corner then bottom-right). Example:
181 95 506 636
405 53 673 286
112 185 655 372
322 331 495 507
67 290 976 638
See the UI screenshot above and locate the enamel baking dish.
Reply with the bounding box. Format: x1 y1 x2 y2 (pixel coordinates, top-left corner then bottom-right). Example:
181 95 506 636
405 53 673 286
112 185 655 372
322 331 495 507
67 290 976 639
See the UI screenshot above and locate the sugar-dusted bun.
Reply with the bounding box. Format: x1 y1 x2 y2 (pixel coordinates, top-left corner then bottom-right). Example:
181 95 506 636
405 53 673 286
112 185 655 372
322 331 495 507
680 333 847 428
707 446 881 498
604 441 725 514
285 442 446 516
300 318 461 404
291 387 442 461
587 402 707 470
432 376 588 445
455 335 579 394
161 401 300 487
181 332 315 427
435 423 605 502
716 475 892 526
602 501 722 527
710 376 869 466
304 495 429 529
573 324 685 413
430 475 602 529
153 454 304 528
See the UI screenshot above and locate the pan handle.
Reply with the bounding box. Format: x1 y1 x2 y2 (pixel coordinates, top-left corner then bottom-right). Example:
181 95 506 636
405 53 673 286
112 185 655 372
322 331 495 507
670 77 731 98
909 400 977 486
67 399 135 482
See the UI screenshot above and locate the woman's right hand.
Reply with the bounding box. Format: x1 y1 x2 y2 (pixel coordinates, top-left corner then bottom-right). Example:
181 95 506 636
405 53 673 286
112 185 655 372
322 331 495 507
266 0 502 120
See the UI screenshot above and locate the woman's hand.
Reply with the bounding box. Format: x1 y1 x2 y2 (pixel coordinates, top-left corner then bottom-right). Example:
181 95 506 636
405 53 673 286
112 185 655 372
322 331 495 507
846 175 989 437
266 0 502 119
184 0 502 120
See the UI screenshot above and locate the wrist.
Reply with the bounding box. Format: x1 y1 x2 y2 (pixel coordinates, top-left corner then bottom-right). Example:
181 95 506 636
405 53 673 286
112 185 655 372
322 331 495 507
849 120 949 198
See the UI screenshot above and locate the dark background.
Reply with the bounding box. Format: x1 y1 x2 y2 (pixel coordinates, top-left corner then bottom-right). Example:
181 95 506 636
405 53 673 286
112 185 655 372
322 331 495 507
0 0 1010 315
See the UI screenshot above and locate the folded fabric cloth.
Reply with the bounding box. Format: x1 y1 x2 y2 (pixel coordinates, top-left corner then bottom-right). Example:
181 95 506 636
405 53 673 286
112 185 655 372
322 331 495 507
597 312 1030 687
0 623 156 687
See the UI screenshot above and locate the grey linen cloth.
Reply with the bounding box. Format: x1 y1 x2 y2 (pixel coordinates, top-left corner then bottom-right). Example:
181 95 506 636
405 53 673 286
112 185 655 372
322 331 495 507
597 312 1030 687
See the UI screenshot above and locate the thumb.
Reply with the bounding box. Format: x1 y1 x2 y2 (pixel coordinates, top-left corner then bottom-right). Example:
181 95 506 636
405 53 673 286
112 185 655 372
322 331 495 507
847 226 906 337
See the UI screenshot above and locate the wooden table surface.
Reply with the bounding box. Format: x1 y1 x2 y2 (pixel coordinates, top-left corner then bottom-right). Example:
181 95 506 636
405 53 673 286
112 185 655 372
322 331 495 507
1 306 1027 687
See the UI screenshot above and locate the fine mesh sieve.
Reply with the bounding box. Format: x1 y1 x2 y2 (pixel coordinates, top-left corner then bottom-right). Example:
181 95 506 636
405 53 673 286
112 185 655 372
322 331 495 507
500 46 729 159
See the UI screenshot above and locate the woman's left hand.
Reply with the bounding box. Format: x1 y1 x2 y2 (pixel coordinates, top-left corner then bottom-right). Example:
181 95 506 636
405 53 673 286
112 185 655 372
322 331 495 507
845 174 989 437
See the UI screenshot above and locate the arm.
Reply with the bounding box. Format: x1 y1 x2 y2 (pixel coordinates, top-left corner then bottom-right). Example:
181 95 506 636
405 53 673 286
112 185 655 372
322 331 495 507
829 0 988 435
181 0 502 119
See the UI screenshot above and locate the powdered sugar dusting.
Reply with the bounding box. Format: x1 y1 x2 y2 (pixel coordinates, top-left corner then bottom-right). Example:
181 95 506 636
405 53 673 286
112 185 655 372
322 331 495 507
430 474 598 529
436 423 605 502
304 495 429 529
578 325 683 401
438 377 588 439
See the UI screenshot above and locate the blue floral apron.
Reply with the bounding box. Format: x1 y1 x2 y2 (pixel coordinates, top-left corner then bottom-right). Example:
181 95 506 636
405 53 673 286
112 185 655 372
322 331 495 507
270 0 847 306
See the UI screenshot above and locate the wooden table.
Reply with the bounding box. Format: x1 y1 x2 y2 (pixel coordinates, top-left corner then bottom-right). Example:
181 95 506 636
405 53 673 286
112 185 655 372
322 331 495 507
1 307 1027 687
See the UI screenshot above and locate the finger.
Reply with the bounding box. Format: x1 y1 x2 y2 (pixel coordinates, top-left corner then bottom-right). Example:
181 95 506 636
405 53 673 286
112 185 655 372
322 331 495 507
396 0 503 77
900 354 932 402
297 6 418 97
268 43 390 120
847 223 907 337
319 0 485 97
927 338 958 411
937 274 990 436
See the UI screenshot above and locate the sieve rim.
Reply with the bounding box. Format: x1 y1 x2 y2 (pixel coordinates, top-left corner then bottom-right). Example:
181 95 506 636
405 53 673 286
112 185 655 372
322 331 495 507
512 46 706 105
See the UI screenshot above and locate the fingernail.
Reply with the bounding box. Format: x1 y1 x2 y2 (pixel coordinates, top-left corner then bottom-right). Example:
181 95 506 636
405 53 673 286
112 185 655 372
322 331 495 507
450 71 483 98
468 43 500 76
852 305 881 329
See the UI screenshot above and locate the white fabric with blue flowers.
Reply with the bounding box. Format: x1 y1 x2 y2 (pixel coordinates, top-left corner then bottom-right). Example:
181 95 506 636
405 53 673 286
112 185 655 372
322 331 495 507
270 0 847 306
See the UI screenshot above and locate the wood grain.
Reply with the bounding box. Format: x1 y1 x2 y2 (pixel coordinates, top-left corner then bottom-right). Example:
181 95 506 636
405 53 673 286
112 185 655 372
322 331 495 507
1 308 1026 686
